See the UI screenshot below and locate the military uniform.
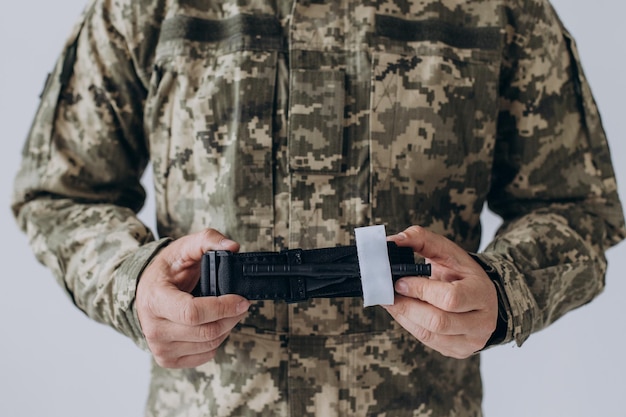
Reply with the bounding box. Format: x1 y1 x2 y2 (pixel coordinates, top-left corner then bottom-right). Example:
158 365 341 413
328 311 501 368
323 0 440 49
12 0 625 415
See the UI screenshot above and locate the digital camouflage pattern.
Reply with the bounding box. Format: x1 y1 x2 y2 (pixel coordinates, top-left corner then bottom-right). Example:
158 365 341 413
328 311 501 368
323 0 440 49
12 0 625 416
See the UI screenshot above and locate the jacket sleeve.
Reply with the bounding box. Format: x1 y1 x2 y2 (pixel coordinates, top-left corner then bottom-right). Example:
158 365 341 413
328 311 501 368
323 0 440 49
11 0 170 349
477 1 625 347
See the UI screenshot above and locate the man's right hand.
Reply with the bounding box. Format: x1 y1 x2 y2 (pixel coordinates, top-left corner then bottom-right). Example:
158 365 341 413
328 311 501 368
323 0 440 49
136 229 251 369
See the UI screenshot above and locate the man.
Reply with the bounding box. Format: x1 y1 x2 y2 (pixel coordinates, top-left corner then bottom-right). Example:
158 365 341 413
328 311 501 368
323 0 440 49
12 0 625 416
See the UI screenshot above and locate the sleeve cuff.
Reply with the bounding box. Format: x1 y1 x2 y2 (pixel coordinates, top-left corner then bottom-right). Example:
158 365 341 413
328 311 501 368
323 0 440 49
469 253 509 349
113 237 173 350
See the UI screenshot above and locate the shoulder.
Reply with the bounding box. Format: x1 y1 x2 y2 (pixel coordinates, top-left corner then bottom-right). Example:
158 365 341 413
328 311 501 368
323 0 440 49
502 0 563 34
81 0 170 80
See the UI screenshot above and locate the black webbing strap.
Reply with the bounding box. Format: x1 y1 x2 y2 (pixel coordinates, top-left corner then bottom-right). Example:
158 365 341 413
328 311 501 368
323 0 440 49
195 242 431 303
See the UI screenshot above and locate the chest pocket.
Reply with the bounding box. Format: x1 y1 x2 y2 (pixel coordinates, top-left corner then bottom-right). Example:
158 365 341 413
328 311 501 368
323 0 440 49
147 14 283 248
369 15 502 239
288 69 346 173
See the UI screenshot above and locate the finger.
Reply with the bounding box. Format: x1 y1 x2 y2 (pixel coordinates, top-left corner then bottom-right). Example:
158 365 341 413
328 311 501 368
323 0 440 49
162 228 241 270
388 226 472 272
385 298 492 358
394 277 480 313
150 331 231 366
165 349 225 369
391 313 485 359
151 288 251 326
154 344 225 369
146 312 248 344
385 294 491 336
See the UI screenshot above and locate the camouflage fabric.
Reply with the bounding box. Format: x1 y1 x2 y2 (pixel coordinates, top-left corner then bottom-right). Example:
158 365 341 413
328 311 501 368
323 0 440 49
12 0 625 416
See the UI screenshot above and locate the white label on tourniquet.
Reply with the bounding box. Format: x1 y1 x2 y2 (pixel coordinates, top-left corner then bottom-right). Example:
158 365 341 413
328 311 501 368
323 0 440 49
355 225 394 307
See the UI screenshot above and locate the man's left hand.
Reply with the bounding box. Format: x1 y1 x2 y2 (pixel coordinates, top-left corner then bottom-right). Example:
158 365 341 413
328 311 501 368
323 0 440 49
383 226 498 359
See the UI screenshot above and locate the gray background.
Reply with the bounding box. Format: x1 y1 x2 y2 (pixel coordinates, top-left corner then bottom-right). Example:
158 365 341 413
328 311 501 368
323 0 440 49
1 1 624 416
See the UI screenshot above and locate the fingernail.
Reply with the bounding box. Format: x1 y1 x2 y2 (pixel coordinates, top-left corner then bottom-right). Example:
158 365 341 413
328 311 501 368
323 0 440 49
395 280 409 295
394 232 407 241
220 238 237 248
237 300 251 314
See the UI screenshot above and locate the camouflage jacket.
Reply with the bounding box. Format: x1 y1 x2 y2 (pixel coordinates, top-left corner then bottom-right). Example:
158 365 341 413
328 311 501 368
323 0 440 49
12 0 625 416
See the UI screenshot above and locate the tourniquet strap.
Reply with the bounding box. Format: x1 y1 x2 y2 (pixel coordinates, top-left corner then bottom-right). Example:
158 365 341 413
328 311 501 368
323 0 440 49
195 242 431 303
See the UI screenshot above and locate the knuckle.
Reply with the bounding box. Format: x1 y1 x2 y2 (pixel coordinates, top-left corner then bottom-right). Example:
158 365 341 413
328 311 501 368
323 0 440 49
440 289 462 312
407 225 425 235
199 323 223 342
414 325 434 344
392 301 408 318
426 312 450 334
201 228 221 242
389 301 412 324
140 316 165 343
218 301 228 317
142 324 160 342
181 302 202 325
